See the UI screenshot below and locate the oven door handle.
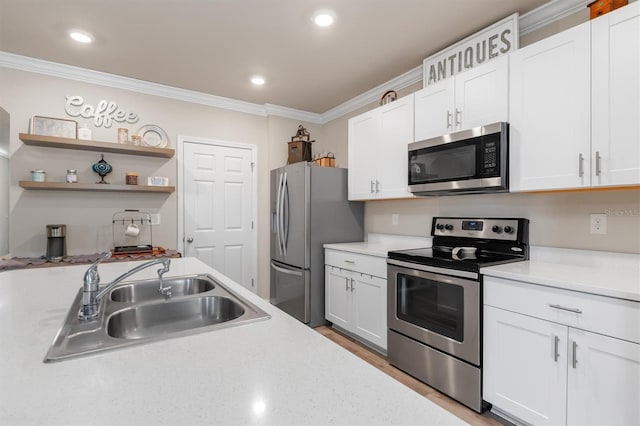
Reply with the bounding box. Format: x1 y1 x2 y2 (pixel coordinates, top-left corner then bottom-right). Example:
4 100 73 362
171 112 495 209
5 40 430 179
386 258 478 280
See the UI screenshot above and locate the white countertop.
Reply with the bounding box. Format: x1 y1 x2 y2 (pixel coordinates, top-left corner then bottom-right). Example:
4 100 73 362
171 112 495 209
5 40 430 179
482 246 640 302
324 233 432 257
0 257 465 425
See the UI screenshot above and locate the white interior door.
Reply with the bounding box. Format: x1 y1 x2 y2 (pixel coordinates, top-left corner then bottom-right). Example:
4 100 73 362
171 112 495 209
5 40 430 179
181 138 256 292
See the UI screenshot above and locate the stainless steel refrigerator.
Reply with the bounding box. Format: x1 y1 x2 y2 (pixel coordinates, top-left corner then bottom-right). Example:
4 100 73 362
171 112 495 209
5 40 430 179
270 162 363 327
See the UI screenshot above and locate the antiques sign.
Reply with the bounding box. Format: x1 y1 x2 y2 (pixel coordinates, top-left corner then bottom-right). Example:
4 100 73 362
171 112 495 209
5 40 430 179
423 14 519 87
65 95 139 128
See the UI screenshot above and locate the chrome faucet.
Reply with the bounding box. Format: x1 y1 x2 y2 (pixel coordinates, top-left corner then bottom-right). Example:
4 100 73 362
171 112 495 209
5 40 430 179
80 252 172 320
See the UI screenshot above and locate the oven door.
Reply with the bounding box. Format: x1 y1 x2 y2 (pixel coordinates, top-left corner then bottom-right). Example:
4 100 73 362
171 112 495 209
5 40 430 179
387 260 480 365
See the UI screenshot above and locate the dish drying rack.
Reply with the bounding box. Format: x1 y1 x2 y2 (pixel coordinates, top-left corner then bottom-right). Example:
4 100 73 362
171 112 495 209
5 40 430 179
112 210 153 254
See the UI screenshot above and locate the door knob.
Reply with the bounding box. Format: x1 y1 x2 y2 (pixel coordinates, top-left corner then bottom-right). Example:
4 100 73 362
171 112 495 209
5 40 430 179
186 237 194 243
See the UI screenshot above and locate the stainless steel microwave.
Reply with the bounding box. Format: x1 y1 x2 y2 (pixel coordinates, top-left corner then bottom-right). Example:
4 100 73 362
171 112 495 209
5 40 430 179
408 122 508 196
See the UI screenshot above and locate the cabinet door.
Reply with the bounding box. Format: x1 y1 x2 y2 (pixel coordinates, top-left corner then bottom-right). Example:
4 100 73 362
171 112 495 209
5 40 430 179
454 55 508 131
414 79 455 141
324 265 351 330
376 95 414 199
592 3 640 187
484 306 568 426
348 111 378 200
351 274 387 350
509 22 591 192
567 328 640 426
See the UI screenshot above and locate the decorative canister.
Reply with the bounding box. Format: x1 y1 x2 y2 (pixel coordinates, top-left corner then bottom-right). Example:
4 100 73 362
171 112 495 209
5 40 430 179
126 172 138 185
31 170 46 182
66 169 77 183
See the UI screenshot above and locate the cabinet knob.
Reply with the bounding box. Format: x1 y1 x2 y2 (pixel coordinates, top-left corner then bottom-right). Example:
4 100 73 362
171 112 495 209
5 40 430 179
186 237 194 243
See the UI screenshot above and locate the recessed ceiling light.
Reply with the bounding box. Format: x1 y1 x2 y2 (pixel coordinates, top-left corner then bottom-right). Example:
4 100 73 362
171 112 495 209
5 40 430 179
69 30 94 44
312 10 336 27
251 76 266 86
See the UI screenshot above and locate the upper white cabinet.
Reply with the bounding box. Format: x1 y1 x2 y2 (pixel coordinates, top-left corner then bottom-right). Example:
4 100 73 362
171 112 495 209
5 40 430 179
510 2 640 192
348 94 414 200
414 55 509 141
591 2 640 187
509 22 591 192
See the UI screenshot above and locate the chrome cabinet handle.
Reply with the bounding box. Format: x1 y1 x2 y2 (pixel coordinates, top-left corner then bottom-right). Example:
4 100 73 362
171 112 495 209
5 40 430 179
455 108 462 126
553 335 560 362
345 276 349 290
375 180 380 193
343 260 355 264
578 153 584 177
370 180 375 194
572 341 578 368
446 111 452 129
186 237 194 243
595 151 602 177
350 278 355 292
549 304 583 314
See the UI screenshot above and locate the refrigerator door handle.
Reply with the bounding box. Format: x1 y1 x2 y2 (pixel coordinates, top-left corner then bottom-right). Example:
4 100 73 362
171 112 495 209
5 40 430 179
270 261 303 276
282 171 289 257
276 172 284 256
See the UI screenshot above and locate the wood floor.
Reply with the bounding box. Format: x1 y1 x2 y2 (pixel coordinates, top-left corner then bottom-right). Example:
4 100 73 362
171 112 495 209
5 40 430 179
315 326 507 426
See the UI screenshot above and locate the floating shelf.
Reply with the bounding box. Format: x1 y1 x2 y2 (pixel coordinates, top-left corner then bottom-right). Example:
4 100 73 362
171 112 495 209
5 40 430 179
19 181 175 193
19 133 175 158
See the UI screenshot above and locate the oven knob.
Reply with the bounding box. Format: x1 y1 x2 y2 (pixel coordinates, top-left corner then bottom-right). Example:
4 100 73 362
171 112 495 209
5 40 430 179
436 224 444 230
504 226 514 234
445 224 453 231
492 225 502 233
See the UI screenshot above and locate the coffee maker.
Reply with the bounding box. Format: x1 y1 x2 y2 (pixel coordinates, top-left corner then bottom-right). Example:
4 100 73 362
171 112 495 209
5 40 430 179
46 224 67 262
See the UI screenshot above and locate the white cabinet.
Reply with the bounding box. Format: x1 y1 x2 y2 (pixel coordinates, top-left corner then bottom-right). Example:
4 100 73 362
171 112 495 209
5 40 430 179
348 94 414 200
510 3 640 192
591 2 640 187
509 21 591 192
325 249 387 350
414 55 508 141
483 276 640 426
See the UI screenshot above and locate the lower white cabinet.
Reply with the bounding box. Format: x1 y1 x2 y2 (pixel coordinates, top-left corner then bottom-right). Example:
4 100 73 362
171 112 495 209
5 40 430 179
483 276 640 426
325 249 387 351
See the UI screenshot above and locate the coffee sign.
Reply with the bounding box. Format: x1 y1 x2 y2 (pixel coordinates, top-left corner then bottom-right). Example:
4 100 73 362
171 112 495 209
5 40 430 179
423 14 519 87
65 95 138 128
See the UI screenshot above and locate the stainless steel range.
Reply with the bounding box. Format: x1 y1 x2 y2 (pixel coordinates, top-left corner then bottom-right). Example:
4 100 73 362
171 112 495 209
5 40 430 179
387 217 530 412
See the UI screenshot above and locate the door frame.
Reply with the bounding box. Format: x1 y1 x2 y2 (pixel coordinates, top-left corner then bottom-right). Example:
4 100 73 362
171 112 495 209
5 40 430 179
177 135 258 292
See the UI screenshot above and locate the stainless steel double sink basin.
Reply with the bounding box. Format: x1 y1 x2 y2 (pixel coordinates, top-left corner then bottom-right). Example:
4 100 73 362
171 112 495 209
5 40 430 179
45 274 270 362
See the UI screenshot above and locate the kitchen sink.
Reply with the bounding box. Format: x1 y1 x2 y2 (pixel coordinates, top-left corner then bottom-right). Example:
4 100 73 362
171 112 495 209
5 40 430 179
110 276 215 303
44 274 270 362
107 296 244 340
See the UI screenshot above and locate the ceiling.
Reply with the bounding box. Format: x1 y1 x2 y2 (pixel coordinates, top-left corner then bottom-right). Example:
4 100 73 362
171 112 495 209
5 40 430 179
0 0 550 114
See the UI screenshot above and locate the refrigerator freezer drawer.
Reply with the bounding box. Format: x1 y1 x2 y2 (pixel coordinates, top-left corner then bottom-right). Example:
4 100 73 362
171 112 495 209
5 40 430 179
270 260 310 323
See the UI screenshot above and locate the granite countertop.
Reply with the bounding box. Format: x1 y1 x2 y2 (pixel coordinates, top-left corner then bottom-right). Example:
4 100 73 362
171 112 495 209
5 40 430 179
481 246 640 302
0 257 465 425
324 233 432 257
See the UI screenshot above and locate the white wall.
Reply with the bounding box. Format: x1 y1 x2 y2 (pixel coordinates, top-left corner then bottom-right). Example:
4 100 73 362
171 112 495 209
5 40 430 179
0 68 319 298
0 107 8 257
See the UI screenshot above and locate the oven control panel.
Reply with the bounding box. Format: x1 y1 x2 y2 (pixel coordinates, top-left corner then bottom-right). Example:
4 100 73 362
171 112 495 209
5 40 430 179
432 217 526 241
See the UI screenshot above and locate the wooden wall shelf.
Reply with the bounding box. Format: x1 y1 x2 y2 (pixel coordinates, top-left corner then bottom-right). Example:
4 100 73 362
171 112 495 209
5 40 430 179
19 181 175 193
19 133 175 158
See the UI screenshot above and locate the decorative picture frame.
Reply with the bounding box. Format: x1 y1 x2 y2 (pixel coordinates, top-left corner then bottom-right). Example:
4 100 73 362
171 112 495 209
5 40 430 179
30 115 78 138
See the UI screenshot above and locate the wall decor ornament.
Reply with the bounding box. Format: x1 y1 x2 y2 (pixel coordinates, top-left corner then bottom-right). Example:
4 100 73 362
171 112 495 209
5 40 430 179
92 154 113 184
65 95 138 128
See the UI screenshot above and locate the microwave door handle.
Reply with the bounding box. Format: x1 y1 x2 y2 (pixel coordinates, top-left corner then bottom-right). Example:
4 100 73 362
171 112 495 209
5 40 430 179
276 172 284 256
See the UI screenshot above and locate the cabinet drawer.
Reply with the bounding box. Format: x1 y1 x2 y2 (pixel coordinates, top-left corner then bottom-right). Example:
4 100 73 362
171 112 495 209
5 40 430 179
484 276 640 343
325 249 387 278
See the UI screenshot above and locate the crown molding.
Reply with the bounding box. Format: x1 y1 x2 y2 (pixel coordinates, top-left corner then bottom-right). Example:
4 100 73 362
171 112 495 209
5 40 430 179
519 0 590 35
320 65 423 124
264 104 323 124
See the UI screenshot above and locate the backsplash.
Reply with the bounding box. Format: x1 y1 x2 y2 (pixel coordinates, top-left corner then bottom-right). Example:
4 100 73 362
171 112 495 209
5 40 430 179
365 189 640 254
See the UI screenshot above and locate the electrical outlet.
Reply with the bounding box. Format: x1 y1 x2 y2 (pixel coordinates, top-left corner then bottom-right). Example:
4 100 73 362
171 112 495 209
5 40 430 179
150 213 161 226
590 214 607 235
392 213 399 226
